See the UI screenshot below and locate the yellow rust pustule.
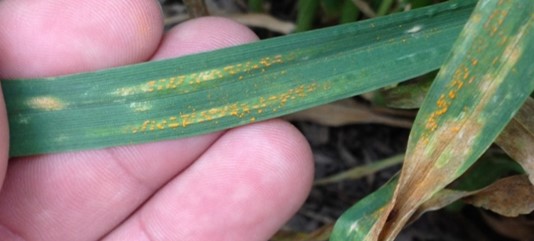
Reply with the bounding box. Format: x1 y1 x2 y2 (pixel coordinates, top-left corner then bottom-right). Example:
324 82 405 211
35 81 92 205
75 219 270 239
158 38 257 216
130 82 320 134
115 54 291 98
425 61 474 132
26 96 67 111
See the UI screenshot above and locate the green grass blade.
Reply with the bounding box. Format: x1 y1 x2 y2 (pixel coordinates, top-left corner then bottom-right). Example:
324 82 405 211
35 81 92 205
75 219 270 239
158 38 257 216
376 0 395 16
296 0 321 32
341 0 360 23
248 0 264 13
1 0 476 157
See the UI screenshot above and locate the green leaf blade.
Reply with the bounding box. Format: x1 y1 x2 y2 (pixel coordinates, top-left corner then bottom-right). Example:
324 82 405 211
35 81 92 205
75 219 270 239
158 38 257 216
330 176 398 241
2 0 476 156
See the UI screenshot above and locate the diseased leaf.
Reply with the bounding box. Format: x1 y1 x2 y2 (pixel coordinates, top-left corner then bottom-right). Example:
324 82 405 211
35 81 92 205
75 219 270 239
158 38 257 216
420 154 524 215
411 174 532 223
463 175 534 217
330 176 398 241
496 98 534 184
379 0 534 238
332 0 534 240
409 189 472 223
381 81 534 184
2 0 475 157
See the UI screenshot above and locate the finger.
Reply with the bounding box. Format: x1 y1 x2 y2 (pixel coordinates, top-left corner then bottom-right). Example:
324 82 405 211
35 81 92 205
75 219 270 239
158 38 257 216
0 0 167 191
151 16 259 60
104 120 314 241
0 0 164 238
0 0 162 78
0 12 261 241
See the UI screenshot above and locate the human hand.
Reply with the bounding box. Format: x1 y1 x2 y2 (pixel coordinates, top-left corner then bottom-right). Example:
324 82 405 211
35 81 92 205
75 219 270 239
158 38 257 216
0 1 313 240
